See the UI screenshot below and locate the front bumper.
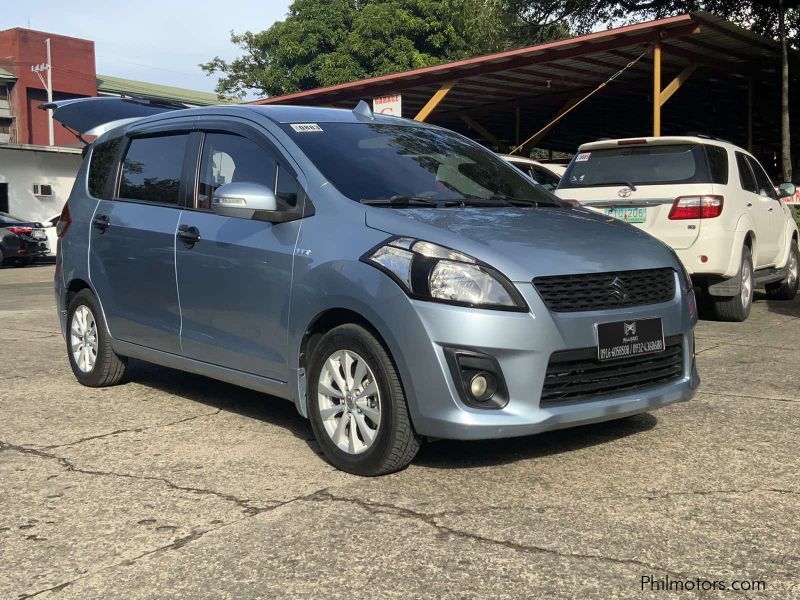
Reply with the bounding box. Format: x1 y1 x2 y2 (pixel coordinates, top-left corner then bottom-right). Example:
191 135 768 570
390 277 698 440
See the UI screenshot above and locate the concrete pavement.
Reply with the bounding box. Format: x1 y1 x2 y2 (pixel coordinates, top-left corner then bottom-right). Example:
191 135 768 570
1 265 798 599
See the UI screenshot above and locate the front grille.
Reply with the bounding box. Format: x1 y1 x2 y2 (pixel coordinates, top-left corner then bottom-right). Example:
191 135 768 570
540 335 684 405
533 268 676 312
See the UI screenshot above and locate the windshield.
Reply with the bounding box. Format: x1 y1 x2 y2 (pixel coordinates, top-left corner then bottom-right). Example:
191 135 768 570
559 144 712 189
282 122 562 206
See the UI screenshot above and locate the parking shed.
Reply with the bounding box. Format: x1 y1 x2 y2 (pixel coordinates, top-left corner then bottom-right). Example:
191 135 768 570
254 12 799 175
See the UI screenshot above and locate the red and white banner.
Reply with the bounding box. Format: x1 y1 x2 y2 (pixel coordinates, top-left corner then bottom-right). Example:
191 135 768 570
373 95 402 117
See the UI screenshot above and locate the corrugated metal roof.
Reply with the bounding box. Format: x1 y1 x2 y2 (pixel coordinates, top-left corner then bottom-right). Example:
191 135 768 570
96 74 237 106
251 12 792 156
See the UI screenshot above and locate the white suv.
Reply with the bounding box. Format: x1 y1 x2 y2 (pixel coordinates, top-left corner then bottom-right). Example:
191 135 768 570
555 136 799 321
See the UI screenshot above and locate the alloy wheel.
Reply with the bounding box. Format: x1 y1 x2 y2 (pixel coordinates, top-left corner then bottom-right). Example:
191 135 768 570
70 305 98 373
740 259 752 309
317 350 381 455
788 249 798 289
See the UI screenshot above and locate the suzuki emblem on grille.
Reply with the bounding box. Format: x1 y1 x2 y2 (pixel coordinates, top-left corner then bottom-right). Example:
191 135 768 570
618 187 632 198
608 276 628 301
624 322 637 336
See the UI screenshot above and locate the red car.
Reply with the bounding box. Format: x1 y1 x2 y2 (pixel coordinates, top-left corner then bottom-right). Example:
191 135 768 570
0 211 50 267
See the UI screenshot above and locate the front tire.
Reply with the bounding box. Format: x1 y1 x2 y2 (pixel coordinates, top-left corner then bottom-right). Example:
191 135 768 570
308 324 420 476
710 246 753 322
765 241 799 300
66 289 127 387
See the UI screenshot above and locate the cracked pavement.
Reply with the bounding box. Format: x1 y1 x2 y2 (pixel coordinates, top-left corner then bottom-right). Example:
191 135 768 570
1 265 798 599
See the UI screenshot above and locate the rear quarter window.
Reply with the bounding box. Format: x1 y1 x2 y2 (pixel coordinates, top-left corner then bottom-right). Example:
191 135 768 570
88 137 122 199
704 145 729 185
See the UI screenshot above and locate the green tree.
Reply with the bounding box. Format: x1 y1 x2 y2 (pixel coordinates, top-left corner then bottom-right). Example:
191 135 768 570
200 0 609 99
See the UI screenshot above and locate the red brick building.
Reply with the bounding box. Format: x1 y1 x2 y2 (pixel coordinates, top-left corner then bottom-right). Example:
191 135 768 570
0 28 97 146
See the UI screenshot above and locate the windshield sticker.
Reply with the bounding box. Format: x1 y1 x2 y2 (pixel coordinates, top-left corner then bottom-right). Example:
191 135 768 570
290 123 323 133
575 152 591 162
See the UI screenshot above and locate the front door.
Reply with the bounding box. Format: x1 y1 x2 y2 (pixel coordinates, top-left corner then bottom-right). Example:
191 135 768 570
175 130 302 381
89 131 190 354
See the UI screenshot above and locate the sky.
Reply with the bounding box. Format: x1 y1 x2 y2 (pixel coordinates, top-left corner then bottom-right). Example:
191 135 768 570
3 0 292 98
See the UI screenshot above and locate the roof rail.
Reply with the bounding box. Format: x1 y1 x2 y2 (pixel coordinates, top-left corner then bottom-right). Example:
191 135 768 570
686 132 734 144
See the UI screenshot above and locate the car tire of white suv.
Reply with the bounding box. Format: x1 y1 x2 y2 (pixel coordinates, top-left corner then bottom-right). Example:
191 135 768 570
710 246 754 322
765 240 799 300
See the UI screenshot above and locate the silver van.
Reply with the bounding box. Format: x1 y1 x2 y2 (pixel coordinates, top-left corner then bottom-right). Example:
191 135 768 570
49 98 699 475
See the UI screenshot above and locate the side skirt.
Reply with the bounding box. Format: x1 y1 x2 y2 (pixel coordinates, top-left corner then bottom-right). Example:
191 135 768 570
113 339 292 401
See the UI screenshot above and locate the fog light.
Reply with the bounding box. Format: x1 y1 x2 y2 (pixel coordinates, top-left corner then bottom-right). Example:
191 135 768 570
469 372 496 402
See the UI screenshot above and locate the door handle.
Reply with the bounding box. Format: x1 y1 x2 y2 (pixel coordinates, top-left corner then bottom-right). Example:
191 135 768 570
92 214 110 232
177 224 201 245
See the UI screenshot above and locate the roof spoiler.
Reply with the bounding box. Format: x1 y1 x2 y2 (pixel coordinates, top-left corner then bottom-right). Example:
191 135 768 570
40 96 187 142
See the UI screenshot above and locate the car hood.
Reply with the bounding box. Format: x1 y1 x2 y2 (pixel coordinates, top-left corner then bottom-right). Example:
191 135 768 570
365 206 676 281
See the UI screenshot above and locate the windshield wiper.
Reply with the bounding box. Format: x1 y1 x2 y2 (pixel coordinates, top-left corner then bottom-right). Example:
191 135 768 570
594 180 638 191
485 192 562 208
360 195 440 207
447 196 514 207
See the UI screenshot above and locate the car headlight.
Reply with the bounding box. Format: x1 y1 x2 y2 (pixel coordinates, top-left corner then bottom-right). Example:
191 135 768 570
362 237 528 311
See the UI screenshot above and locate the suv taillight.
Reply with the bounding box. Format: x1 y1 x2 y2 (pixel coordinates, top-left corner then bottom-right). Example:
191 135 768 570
56 203 72 238
7 226 33 235
668 195 723 220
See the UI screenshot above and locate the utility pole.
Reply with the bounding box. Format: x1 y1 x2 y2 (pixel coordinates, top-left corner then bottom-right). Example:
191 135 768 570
31 38 54 146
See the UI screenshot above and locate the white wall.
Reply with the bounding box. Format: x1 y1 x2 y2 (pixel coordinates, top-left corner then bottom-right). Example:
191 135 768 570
0 145 82 223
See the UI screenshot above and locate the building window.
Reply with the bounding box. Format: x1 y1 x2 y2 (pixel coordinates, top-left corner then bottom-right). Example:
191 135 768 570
0 84 8 101
33 184 53 196
0 118 11 134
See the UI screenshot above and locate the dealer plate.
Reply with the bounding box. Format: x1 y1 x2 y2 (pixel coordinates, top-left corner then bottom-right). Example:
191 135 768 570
603 207 646 223
596 317 664 361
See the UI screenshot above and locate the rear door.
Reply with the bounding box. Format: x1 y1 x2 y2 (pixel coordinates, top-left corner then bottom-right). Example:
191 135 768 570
175 121 302 380
556 143 716 249
746 155 784 265
89 123 193 354
735 152 779 266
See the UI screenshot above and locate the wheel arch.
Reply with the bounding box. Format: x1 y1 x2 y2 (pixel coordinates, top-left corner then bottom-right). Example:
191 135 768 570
299 307 392 372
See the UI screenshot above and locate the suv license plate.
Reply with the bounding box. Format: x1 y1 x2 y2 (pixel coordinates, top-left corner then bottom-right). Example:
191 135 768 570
596 317 664 361
604 207 646 223
31 229 46 239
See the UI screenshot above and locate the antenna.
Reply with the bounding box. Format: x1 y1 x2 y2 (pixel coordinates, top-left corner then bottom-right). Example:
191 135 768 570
352 100 374 120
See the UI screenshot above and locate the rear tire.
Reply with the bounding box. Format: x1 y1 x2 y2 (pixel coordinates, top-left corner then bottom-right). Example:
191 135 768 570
308 324 420 476
765 241 799 300
710 246 753 322
66 289 127 387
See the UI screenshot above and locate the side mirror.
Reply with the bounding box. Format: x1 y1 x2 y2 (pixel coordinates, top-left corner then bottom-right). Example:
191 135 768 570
778 182 797 199
212 182 277 219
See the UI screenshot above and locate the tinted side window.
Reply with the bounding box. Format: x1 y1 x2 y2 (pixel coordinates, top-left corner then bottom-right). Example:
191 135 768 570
88 137 122 199
705 145 728 185
532 165 560 191
735 152 758 193
118 134 188 204
197 133 277 210
747 156 778 199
